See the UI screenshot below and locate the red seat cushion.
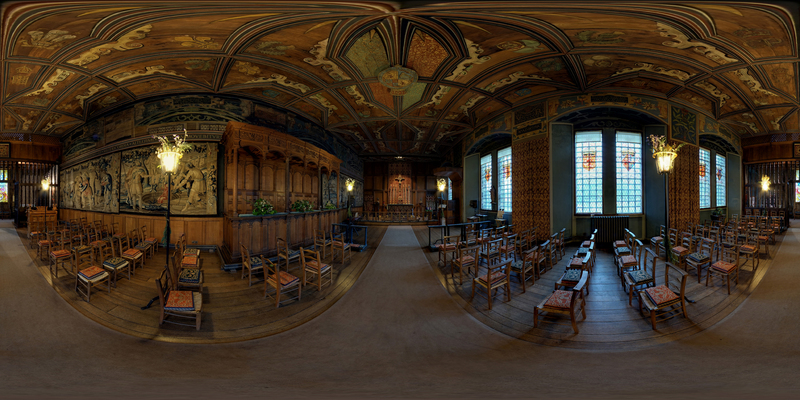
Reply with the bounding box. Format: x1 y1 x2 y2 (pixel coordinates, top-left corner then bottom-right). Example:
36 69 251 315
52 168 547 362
645 285 679 306
671 246 688 254
50 249 71 259
38 240 51 246
543 290 572 309
711 261 737 273
78 266 105 280
165 291 195 311
614 240 627 248
269 271 299 286
122 248 142 258
570 257 583 267
581 241 591 247
740 245 756 253
620 255 637 265
182 255 198 266
477 272 506 285
455 255 475 265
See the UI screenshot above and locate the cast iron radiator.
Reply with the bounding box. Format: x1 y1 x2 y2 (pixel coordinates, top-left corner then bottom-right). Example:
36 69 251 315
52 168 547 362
590 215 629 244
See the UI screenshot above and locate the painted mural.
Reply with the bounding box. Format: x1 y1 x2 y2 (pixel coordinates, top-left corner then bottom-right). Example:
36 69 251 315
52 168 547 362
671 106 698 145
59 153 120 213
119 143 218 215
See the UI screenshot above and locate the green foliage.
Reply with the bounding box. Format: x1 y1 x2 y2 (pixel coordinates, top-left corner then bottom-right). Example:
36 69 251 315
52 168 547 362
291 199 313 212
252 198 275 216
324 201 336 210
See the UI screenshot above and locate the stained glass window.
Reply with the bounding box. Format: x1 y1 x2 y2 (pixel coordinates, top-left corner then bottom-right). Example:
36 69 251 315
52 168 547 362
447 178 453 201
576 131 603 213
0 169 6 180
796 170 799 203
699 148 711 208
0 183 7 203
715 154 726 207
615 132 642 214
498 147 512 212
481 154 492 209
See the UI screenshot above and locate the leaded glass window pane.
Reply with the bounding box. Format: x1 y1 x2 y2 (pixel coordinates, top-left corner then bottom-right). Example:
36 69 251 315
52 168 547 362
699 148 711 209
481 154 492 209
616 132 642 214
715 154 726 207
498 147 512 212
576 131 602 214
447 178 453 201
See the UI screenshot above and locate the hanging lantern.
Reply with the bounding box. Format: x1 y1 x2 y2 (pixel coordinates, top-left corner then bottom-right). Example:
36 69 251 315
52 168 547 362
760 175 770 191
649 134 683 174
41 178 50 191
437 178 447 192
582 151 596 171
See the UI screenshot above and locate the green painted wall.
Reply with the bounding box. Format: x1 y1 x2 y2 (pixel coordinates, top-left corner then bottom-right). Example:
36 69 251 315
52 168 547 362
644 125 667 238
463 154 480 222
551 123 574 238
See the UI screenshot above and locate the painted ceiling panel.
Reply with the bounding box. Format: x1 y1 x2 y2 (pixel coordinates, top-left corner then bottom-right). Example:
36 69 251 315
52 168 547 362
2 1 799 155
345 29 390 79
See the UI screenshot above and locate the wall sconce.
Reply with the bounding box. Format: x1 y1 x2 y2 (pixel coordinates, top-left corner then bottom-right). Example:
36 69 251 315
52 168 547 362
41 178 50 191
654 150 677 174
760 175 770 191
437 178 446 192
346 178 354 192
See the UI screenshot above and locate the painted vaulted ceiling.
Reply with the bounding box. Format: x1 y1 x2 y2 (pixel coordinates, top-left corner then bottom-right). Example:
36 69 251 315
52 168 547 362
2 1 799 159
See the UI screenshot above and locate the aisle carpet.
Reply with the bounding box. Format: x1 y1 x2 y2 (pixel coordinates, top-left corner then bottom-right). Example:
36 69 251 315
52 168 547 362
1 224 799 399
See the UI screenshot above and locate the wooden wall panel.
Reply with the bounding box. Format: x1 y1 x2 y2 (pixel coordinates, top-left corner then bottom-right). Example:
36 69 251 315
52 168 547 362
743 142 794 163
669 145 700 230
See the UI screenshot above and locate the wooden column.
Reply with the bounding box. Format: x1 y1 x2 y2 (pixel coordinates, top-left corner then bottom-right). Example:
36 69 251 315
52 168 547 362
285 156 291 241
232 147 239 215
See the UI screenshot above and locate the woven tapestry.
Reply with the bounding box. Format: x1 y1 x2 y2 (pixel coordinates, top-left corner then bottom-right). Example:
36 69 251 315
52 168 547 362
512 136 550 241
669 144 699 230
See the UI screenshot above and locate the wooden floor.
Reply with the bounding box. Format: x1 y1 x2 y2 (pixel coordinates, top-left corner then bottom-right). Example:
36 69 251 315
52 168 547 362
414 227 781 350
18 226 386 344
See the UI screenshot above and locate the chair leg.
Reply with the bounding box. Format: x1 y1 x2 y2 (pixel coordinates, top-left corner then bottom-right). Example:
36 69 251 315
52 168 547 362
650 310 656 330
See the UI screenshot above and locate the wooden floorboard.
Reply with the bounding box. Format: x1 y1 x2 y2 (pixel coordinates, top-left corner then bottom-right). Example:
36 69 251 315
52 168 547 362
413 226 785 350
18 226 387 344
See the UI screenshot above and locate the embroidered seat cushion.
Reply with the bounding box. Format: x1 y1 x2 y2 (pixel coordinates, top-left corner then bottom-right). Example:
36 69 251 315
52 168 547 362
477 272 506 284
78 266 106 281
455 255 475 265
711 261 737 273
615 247 631 255
627 270 652 284
671 246 689 254
575 248 589 255
570 257 583 267
268 271 299 287
165 290 195 311
543 290 572 309
72 245 92 253
50 249 71 259
740 245 756 253
182 256 199 267
90 240 105 247
38 240 51 246
144 237 158 243
561 269 581 283
184 248 201 256
136 243 150 250
305 260 331 273
499 245 515 252
113 233 126 238
645 285 679 306
436 244 457 251
687 251 710 263
179 268 202 284
620 255 637 265
248 257 263 267
757 236 769 241
103 257 128 270
122 248 142 259
581 240 591 247
651 236 663 243
614 240 627 248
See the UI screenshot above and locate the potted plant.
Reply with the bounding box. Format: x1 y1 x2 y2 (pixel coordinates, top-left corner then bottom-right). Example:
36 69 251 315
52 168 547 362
252 198 276 216
711 207 725 222
291 199 313 212
324 201 336 210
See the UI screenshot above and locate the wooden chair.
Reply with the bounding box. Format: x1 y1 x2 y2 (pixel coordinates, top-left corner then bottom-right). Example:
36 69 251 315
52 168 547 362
616 239 642 287
547 232 559 264
499 233 518 262
555 228 566 259
557 254 591 296
452 244 478 285
276 237 301 271
624 247 656 308
300 247 332 292
156 268 202 331
263 256 301 308
510 250 536 293
480 237 502 267
139 226 157 258
330 232 352 265
74 249 110 303
171 249 204 293
706 244 739 295
538 239 554 274
470 259 511 310
27 216 44 249
240 245 264 286
37 230 54 261
639 262 688 330
650 225 665 258
130 229 151 263
101 241 130 288
119 235 144 273
670 232 691 270
686 238 714 283
48 232 72 282
314 228 332 260
534 270 589 334
739 230 760 272
437 235 460 268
